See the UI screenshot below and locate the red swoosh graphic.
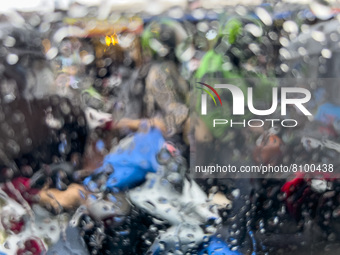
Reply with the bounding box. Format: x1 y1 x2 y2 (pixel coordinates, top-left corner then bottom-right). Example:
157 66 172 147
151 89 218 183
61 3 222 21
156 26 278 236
197 82 222 106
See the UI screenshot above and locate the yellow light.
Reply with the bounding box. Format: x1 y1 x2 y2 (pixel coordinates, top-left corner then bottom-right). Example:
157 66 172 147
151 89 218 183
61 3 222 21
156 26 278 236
105 34 119 46
110 35 115 45
111 33 119 45
105 36 111 46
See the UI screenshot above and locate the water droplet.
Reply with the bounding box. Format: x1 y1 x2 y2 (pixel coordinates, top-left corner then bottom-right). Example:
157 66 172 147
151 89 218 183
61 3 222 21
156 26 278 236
279 37 290 47
245 24 262 37
82 54 95 65
192 9 206 20
7 139 20 154
298 47 307 56
312 31 326 42
280 63 289 72
6 54 18 65
268 31 278 41
46 47 58 60
232 189 240 199
321 48 332 59
222 62 233 71
279 48 291 60
330 32 339 42
197 22 209 33
283 21 298 34
255 7 272 26
206 29 217 40
4 36 16 47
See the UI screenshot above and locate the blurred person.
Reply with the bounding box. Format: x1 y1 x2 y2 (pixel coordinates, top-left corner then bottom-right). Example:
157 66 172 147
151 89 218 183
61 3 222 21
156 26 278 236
82 19 194 152
126 18 195 152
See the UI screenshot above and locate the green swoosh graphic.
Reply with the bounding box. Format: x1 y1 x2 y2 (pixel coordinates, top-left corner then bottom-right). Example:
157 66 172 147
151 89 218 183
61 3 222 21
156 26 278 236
196 86 217 106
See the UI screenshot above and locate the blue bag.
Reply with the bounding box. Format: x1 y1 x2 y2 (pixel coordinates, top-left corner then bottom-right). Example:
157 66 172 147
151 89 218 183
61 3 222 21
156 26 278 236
84 128 164 191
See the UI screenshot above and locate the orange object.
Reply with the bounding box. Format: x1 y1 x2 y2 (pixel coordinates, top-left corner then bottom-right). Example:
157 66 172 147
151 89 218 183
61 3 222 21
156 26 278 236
253 135 283 165
39 183 88 212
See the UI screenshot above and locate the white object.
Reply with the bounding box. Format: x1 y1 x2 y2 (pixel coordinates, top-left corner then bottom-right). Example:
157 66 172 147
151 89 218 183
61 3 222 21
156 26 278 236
128 169 220 227
84 107 112 130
